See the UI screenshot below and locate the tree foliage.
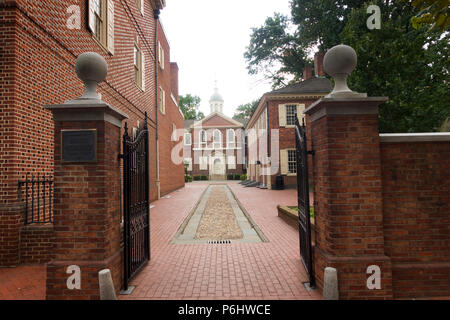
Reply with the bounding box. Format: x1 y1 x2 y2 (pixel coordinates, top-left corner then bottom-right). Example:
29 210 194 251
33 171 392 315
179 94 204 120
233 100 260 120
244 0 449 132
406 0 450 31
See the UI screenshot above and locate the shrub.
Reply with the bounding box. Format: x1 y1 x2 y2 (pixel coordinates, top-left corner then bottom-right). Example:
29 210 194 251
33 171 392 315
227 174 233 180
184 175 192 183
234 174 241 180
200 175 208 181
193 175 201 181
240 174 247 181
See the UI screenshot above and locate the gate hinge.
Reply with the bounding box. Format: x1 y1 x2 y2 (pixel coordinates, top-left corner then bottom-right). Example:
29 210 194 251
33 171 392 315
307 150 315 155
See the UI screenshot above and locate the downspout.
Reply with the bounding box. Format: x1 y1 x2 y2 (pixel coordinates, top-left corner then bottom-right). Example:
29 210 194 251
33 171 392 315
266 101 271 189
154 9 161 199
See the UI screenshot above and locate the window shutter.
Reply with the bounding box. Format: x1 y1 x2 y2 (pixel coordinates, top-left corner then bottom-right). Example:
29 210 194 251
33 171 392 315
297 104 305 124
280 149 288 175
141 0 144 15
88 0 96 33
107 0 115 54
141 51 145 91
279 104 286 127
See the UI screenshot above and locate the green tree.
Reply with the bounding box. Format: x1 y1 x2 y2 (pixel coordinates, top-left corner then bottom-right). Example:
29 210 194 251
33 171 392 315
179 94 204 120
405 0 450 31
244 0 449 132
233 100 259 119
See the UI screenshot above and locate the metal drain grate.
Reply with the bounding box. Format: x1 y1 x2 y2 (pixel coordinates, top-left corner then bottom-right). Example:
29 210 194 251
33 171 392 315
207 240 232 244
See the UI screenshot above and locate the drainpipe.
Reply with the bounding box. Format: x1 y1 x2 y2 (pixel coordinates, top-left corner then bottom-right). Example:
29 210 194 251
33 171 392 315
266 102 271 189
154 9 161 199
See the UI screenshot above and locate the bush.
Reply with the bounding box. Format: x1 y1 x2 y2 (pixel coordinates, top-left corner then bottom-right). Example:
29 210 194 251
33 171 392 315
227 174 234 180
200 175 208 181
193 175 201 181
234 174 241 180
184 175 192 183
240 174 247 181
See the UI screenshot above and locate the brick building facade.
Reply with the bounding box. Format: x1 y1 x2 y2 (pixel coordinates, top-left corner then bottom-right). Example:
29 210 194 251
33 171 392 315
183 87 246 180
0 0 184 267
246 53 331 189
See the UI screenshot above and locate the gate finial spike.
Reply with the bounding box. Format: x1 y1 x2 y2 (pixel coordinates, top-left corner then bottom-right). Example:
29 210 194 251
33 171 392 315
302 117 305 127
124 122 129 138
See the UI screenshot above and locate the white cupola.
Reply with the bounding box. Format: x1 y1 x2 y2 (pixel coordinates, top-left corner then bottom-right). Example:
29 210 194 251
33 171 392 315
209 84 224 114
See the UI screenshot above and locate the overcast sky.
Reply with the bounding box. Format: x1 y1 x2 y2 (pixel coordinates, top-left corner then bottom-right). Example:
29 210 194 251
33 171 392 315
160 0 292 118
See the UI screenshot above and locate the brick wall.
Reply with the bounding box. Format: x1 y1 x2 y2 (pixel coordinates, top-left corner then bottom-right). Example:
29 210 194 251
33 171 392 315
0 0 183 204
0 203 24 266
380 141 450 298
157 21 185 196
19 224 54 264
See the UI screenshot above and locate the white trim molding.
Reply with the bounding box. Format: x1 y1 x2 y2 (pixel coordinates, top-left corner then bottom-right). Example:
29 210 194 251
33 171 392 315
379 133 450 143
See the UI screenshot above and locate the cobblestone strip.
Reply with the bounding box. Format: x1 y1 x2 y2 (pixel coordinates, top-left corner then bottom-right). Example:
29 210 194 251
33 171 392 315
195 185 243 240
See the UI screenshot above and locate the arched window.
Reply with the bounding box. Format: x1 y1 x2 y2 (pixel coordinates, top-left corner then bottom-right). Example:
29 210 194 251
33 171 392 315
199 130 206 148
213 129 222 149
227 129 235 148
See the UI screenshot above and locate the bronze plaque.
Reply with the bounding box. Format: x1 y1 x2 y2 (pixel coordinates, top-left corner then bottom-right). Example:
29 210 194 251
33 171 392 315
61 130 97 162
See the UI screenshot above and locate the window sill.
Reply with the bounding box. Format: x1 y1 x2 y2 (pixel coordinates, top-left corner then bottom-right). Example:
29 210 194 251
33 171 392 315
91 34 111 56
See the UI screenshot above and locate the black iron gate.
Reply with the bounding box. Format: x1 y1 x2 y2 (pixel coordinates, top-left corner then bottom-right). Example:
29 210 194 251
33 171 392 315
121 113 150 291
295 117 315 287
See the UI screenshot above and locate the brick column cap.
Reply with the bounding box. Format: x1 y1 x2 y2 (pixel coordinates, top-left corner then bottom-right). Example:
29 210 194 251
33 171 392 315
304 96 388 122
45 100 129 127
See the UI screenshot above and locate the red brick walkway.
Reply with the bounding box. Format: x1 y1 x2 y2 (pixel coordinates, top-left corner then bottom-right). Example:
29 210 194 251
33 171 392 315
0 182 320 300
0 265 46 300
121 182 321 300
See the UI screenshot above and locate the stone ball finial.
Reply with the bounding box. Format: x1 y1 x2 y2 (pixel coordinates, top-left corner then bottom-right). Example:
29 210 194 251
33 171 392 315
75 52 108 99
323 44 365 98
323 44 357 77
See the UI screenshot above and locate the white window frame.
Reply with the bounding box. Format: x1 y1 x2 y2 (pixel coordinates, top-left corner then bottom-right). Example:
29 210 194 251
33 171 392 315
227 129 235 149
287 149 297 174
184 133 192 146
159 86 165 114
286 104 297 126
213 129 222 149
158 41 165 70
199 130 207 148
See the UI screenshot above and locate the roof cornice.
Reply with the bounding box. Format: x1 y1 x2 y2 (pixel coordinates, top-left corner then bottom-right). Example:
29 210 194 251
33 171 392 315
190 112 244 129
246 92 328 129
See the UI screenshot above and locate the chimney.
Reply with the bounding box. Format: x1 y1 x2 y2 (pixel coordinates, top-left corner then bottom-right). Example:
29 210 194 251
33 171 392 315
314 51 325 77
303 65 313 80
170 62 179 102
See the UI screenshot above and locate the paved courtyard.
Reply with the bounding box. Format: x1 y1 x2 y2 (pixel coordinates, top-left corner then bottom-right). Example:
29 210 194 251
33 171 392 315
0 181 320 300
121 181 320 300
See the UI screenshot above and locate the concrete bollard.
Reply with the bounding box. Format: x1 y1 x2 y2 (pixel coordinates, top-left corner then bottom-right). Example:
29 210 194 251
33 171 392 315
98 269 117 300
323 267 339 300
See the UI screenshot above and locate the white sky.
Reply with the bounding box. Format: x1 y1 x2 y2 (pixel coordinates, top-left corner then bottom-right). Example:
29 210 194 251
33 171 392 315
160 0 292 118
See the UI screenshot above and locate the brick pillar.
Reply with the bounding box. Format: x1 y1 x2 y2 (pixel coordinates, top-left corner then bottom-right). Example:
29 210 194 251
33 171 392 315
44 102 127 300
0 203 25 266
305 97 393 299
44 52 128 299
